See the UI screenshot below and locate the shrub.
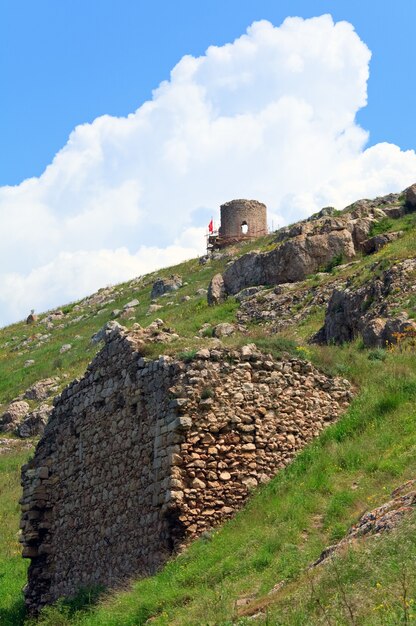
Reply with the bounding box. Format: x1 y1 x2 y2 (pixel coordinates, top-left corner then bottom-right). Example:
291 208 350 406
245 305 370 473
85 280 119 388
323 253 345 273
178 349 198 363
201 386 215 400
369 217 393 237
368 349 386 361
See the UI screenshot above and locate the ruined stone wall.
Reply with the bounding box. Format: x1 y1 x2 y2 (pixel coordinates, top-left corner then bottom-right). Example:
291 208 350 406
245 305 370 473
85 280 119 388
20 330 185 612
166 344 351 538
219 199 268 239
21 329 351 613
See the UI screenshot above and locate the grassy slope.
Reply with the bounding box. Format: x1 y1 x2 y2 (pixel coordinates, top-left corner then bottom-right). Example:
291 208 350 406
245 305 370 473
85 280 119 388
0 215 415 625
31 347 416 626
0 449 30 625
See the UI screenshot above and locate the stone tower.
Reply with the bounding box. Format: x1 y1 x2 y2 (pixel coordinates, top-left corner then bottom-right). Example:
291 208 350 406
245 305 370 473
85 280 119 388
219 199 267 240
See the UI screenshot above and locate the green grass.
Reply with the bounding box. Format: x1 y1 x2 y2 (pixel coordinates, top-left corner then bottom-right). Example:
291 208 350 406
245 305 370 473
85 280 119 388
0 207 416 625
0 449 31 626
369 217 394 237
19 345 416 626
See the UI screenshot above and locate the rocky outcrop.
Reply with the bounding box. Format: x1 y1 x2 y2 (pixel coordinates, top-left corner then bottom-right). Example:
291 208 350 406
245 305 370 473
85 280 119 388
223 228 355 295
316 296 416 348
21 327 351 613
92 318 179 346
361 231 403 254
237 275 348 331
314 480 416 566
313 259 416 347
24 378 59 401
214 188 412 300
405 183 416 209
151 275 182 299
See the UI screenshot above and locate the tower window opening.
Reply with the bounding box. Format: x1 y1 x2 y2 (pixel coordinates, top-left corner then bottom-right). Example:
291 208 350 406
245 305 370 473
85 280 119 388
241 221 248 235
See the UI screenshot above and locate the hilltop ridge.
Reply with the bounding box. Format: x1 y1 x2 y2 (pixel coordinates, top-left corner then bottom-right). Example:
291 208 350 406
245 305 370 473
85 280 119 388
0 183 416 625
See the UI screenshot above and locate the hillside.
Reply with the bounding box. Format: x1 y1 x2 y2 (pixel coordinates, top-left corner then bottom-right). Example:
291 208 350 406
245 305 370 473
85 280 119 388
1 186 416 625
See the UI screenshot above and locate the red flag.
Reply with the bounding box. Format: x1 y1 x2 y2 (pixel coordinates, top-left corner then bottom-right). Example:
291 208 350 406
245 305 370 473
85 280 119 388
208 219 213 233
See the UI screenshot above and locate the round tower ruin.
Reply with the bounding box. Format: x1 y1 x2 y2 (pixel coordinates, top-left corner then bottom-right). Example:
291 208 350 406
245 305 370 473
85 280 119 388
219 199 267 241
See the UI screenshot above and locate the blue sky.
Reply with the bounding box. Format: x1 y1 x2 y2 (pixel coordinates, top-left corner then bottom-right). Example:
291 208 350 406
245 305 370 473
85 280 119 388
1 1 416 325
1 0 415 186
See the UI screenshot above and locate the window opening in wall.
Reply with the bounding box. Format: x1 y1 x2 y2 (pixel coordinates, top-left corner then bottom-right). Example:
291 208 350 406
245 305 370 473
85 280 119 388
241 221 248 234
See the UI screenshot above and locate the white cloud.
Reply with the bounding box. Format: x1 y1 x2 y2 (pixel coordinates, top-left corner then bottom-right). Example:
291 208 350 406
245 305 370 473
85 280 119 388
0 14 415 325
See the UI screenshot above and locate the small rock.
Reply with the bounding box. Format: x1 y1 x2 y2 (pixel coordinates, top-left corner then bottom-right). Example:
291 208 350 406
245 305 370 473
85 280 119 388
59 344 72 354
242 477 258 489
196 348 210 359
191 477 206 489
213 323 235 338
147 304 163 315
91 321 124 344
123 299 139 310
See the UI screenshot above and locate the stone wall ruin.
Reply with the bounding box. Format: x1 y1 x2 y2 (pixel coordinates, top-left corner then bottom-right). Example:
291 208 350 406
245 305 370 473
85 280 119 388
20 325 351 613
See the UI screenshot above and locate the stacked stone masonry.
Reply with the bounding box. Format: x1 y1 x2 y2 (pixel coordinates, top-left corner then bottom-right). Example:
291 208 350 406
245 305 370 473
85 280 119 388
20 327 351 613
219 199 268 239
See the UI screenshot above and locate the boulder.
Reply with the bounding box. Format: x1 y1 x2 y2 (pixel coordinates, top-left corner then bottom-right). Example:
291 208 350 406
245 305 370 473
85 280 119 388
314 260 416 348
223 252 264 295
24 378 58 401
223 229 355 295
350 217 374 249
361 232 403 255
123 299 139 310
207 274 226 306
383 314 416 345
313 288 361 345
361 318 387 348
382 206 406 219
151 275 182 299
17 404 53 438
147 304 163 315
405 183 416 209
0 401 30 432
